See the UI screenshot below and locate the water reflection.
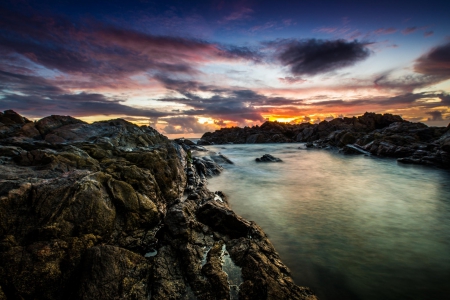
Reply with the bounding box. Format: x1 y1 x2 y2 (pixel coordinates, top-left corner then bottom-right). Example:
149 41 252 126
207 144 450 300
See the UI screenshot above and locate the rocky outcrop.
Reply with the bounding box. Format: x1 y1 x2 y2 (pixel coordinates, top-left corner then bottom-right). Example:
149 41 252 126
201 112 450 169
0 110 316 300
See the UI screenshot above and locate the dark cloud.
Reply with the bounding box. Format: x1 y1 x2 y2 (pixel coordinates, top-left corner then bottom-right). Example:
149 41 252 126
0 5 257 82
426 111 443 121
273 39 371 76
374 72 444 93
0 69 64 96
308 92 448 109
0 68 170 119
0 93 170 119
218 45 262 62
414 42 450 77
154 76 296 124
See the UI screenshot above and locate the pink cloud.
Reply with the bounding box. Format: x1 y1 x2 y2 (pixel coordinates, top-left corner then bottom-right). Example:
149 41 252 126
222 7 253 22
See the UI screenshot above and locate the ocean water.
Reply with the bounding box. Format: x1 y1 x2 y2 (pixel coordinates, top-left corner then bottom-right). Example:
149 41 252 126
205 143 450 300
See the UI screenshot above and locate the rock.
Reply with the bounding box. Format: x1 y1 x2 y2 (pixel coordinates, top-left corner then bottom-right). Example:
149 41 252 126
196 139 212 145
255 154 283 162
210 153 234 164
0 110 315 300
341 144 371 155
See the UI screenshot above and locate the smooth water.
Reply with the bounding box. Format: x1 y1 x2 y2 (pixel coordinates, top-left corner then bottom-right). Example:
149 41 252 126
206 144 450 300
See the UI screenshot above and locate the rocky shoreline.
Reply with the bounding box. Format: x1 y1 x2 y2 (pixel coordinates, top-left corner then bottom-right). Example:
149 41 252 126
0 110 316 300
200 112 450 169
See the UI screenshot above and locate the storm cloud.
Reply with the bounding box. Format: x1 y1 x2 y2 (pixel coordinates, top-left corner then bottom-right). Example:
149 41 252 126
274 39 371 76
414 42 450 78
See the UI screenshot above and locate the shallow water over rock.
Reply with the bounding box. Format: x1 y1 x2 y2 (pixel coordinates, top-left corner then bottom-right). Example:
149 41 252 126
207 143 450 300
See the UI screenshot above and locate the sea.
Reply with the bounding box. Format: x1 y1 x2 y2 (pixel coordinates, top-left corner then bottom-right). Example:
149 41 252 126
203 143 450 300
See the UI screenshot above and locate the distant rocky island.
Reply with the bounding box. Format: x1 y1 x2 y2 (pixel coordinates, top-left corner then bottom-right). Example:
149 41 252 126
0 110 316 300
199 112 450 169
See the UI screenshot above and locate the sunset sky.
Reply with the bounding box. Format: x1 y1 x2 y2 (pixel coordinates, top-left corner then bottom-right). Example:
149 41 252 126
1 0 450 137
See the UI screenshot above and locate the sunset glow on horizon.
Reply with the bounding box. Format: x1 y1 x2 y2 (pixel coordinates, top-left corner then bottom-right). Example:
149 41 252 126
1 0 449 138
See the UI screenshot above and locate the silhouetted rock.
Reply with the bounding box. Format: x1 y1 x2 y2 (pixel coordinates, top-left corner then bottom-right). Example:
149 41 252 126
201 112 449 169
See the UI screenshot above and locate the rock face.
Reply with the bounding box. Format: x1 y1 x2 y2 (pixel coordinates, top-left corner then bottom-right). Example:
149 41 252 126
0 110 316 300
201 112 450 169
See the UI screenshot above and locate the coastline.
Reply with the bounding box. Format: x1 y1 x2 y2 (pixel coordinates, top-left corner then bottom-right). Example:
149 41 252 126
199 112 450 169
0 110 316 300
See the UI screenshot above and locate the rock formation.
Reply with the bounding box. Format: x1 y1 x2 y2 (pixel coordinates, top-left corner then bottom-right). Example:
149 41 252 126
201 112 450 169
255 154 283 163
0 110 316 300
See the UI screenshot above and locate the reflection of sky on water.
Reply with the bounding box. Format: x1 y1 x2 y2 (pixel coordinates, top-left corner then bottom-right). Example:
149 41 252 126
208 144 450 300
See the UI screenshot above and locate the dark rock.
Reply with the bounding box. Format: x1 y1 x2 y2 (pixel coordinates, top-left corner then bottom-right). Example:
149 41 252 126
210 153 234 164
196 139 212 145
255 154 283 162
0 110 315 300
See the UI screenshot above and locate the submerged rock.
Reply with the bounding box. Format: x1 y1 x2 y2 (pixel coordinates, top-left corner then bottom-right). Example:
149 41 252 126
0 110 315 300
255 154 283 162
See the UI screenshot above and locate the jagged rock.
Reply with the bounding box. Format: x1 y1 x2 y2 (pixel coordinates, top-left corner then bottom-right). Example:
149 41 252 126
255 154 283 162
201 112 449 169
0 110 314 300
210 153 234 164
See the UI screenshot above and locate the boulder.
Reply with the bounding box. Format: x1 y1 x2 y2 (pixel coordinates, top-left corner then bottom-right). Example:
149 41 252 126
255 154 283 162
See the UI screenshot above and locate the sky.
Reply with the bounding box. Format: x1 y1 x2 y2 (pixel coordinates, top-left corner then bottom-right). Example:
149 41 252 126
1 0 450 137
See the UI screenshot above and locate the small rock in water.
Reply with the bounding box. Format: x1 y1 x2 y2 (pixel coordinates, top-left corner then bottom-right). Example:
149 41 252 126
255 154 283 162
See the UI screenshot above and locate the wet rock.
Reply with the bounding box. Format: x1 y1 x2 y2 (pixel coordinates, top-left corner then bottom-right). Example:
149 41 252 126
197 201 252 239
210 153 234 164
255 154 283 162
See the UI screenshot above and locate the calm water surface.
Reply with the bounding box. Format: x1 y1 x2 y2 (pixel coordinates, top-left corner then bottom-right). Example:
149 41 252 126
206 143 450 300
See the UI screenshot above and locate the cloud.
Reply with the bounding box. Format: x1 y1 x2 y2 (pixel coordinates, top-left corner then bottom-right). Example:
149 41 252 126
250 21 277 33
0 5 258 82
374 73 441 93
154 76 279 124
222 7 253 22
217 45 262 62
272 39 371 76
316 27 339 34
374 28 397 35
160 116 216 134
414 42 450 77
278 77 307 84
426 111 443 121
0 68 170 119
0 93 170 119
424 31 434 37
402 27 418 35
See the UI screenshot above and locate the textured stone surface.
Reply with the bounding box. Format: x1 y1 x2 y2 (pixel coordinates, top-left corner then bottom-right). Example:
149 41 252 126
0 110 316 300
